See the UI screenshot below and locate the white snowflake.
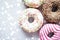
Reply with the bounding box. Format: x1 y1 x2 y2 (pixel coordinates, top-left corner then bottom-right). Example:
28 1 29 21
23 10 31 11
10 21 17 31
31 37 34 40
4 10 7 13
2 21 5 24
5 1 9 6
2 39 5 40
1 7 4 10
10 31 15 36
17 3 21 7
1 12 4 15
8 16 13 21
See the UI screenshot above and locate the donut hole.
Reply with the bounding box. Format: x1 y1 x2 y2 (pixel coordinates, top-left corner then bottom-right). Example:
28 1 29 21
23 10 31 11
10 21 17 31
48 32 54 38
52 4 58 12
28 17 34 23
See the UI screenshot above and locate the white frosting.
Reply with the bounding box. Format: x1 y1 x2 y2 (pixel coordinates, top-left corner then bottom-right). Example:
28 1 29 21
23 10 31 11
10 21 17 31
20 8 43 33
24 0 43 8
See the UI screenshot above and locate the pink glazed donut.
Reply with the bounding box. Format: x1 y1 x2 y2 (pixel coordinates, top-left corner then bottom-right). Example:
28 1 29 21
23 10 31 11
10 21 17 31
39 24 60 40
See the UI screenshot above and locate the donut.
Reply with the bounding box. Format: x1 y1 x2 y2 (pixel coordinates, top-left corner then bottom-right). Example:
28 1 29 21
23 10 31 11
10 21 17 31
19 8 43 33
39 24 60 40
44 0 60 3
24 0 44 8
42 0 60 23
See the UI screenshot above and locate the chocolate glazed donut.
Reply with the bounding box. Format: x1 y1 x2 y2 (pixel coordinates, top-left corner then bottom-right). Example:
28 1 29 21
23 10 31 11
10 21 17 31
42 0 60 23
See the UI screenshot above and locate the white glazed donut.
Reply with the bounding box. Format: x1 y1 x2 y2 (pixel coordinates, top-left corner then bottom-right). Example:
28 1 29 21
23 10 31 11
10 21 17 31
24 0 44 8
19 8 43 33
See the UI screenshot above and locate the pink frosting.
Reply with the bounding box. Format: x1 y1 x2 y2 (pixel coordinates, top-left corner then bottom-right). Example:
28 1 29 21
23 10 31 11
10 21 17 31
39 24 60 40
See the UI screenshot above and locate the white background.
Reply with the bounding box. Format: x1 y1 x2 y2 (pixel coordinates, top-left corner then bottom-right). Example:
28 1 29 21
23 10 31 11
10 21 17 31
0 0 39 40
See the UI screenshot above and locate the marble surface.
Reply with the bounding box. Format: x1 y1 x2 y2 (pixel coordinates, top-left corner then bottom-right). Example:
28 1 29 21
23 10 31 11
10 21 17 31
0 0 39 40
